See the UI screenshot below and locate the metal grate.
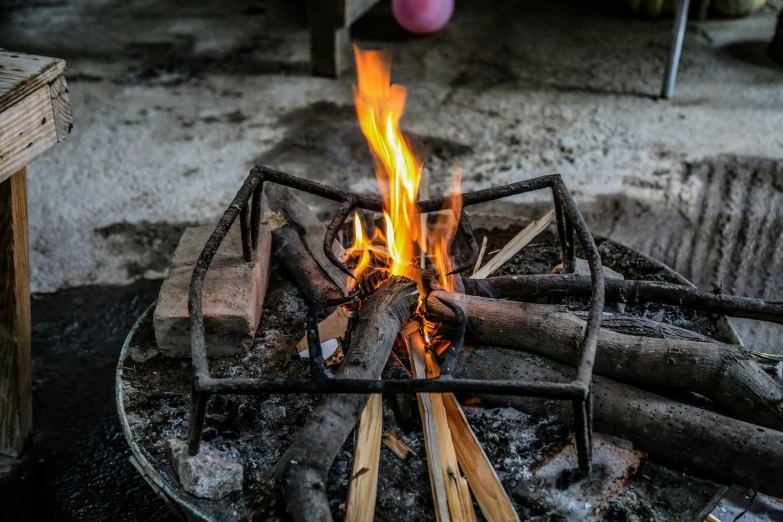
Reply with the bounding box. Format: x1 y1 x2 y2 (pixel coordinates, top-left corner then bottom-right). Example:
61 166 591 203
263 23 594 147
186 165 606 474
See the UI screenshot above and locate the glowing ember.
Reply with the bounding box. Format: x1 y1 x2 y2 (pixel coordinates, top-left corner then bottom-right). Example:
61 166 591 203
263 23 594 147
351 45 462 293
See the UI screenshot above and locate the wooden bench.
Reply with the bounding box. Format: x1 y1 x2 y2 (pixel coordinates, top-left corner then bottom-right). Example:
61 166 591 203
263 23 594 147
0 50 72 457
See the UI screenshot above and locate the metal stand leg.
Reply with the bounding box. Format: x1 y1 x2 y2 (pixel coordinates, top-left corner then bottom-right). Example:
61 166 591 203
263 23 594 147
661 0 692 99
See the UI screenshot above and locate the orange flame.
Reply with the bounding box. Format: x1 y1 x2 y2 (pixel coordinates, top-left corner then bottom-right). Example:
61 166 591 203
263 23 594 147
354 47 421 281
352 46 463 301
430 169 463 292
351 212 373 282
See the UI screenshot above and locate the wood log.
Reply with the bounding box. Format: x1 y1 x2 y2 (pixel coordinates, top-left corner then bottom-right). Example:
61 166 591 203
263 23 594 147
457 346 783 497
265 184 348 293
461 273 783 325
426 292 783 432
271 224 342 303
256 277 418 522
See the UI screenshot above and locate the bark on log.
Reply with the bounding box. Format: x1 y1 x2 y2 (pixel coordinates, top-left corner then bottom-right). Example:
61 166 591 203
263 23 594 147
426 292 783 432
461 274 783 325
257 277 419 522
272 224 342 303
457 346 783 497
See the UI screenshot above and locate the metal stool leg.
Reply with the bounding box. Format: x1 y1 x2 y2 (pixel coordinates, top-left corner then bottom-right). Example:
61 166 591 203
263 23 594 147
661 0 692 99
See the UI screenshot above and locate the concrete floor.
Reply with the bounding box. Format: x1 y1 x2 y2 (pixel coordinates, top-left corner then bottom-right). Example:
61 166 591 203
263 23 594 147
3 0 783 348
2 0 783 520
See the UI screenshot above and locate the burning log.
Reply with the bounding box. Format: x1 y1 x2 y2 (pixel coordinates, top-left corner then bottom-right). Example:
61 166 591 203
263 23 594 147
457 346 783 497
461 273 783 325
426 292 783 432
253 276 418 522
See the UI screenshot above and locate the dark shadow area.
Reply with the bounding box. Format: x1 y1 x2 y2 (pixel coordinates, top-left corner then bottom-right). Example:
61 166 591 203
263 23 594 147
722 39 783 70
0 279 174 521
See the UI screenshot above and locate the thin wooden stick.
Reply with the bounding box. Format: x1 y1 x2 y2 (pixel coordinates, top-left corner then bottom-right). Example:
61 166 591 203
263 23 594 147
404 322 474 522
346 393 383 522
471 236 488 276
471 209 555 279
426 358 519 522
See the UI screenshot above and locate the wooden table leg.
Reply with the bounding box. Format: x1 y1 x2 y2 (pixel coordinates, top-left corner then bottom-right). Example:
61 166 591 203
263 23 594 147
308 0 351 77
0 167 32 457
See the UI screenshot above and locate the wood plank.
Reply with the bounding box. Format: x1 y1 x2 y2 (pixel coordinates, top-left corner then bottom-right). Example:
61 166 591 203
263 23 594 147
0 168 32 457
0 51 65 113
346 393 383 522
0 86 58 184
48 75 72 141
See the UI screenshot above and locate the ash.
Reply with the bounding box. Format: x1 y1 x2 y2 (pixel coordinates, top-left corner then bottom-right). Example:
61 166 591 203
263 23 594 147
120 220 726 521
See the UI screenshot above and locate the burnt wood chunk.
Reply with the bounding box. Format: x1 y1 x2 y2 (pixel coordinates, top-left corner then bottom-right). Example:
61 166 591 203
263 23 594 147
0 169 31 457
154 224 272 358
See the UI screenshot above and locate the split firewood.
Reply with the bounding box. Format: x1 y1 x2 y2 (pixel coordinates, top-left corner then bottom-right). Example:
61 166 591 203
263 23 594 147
382 431 415 461
426 291 783 432
471 236 488 276
471 209 555 279
461 273 783 325
251 277 418 522
419 167 430 269
346 393 383 522
427 358 519 522
271 223 342 303
265 184 349 293
403 322 475 522
457 345 783 498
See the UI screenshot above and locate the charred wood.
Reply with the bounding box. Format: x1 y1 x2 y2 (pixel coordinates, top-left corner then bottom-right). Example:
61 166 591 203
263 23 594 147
426 292 783 432
457 346 783 497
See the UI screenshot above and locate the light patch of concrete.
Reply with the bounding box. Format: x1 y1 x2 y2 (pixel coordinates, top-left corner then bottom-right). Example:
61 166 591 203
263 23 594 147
2 0 783 339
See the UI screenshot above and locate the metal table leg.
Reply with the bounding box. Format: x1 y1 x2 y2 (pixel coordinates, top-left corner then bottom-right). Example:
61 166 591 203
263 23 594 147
661 0 692 98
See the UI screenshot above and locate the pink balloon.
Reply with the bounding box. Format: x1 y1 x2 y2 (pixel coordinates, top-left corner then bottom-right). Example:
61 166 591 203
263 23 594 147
392 0 454 35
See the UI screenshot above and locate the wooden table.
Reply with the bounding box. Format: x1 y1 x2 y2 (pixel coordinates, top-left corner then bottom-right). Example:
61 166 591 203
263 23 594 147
0 51 72 458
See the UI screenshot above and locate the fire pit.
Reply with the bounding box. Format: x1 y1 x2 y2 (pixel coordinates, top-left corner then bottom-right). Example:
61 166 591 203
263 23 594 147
117 47 783 522
118 211 743 522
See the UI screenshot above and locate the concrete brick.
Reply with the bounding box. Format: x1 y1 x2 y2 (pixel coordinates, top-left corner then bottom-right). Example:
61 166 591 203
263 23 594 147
153 224 271 358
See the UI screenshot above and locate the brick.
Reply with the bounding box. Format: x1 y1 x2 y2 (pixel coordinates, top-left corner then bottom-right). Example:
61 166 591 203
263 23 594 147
153 224 271 358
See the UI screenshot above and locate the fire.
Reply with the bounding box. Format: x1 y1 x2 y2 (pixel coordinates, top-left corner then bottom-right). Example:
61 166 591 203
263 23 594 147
353 47 422 281
349 45 461 295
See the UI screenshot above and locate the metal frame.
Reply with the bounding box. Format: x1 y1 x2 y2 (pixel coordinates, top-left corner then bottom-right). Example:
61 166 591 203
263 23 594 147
186 165 606 474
